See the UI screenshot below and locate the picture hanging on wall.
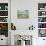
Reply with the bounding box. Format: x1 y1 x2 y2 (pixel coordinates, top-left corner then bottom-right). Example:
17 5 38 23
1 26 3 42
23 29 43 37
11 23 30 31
17 10 29 19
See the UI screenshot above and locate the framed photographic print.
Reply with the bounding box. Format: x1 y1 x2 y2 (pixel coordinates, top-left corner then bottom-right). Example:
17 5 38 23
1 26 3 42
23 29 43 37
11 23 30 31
17 10 29 19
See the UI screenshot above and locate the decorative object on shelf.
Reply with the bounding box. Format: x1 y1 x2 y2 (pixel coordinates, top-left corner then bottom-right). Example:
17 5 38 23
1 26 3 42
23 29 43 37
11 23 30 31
0 6 1 10
15 35 32 46
38 17 43 22
17 10 29 19
38 3 46 10
29 25 35 30
5 6 8 10
19 35 29 40
38 17 46 22
0 11 8 16
0 23 8 30
38 29 46 37
0 23 8 37
11 23 16 30
40 8 44 10
38 23 46 28
38 11 46 16
0 17 8 22
0 3 8 10
42 12 45 15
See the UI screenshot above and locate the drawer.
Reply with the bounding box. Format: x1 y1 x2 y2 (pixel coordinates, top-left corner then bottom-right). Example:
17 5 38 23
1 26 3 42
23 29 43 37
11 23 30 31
0 37 8 45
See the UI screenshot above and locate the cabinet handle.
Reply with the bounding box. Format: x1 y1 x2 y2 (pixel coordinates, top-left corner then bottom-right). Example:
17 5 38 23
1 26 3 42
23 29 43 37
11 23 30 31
1 39 3 40
43 39 45 40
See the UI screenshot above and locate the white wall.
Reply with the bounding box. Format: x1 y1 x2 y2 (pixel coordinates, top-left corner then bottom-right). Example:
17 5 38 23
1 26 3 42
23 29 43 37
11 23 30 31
11 0 38 33
11 0 46 30
11 0 46 46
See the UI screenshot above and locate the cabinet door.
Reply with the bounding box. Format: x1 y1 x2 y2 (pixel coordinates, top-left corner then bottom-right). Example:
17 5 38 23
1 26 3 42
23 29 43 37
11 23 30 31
38 38 46 46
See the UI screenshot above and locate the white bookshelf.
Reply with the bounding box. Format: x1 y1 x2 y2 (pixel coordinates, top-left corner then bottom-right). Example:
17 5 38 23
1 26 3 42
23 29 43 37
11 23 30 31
38 3 46 37
0 1 9 45
0 3 8 38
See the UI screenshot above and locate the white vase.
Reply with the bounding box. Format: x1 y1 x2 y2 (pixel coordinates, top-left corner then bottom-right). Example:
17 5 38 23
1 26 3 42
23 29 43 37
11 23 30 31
21 40 25 46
